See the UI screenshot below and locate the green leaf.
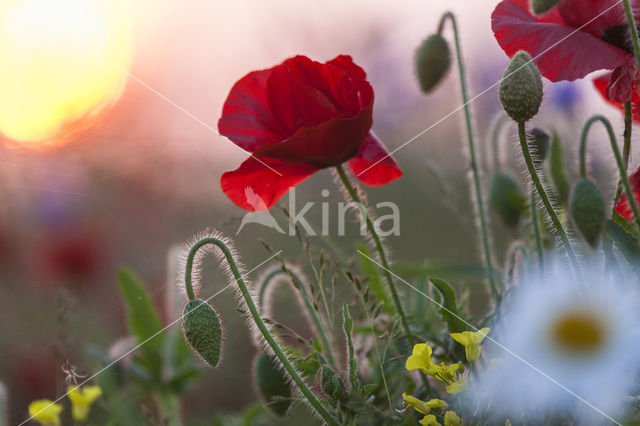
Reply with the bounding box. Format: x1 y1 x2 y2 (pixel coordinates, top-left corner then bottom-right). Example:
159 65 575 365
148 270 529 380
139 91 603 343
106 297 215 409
358 246 392 314
429 278 467 333
550 131 569 204
605 219 640 277
117 268 164 374
342 304 359 389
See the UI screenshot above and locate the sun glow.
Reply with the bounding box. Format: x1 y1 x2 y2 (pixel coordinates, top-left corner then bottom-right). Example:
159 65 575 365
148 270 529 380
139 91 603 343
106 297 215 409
0 0 132 149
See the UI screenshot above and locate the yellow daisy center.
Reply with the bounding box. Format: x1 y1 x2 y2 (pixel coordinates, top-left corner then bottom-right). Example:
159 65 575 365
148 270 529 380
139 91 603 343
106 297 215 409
549 310 608 356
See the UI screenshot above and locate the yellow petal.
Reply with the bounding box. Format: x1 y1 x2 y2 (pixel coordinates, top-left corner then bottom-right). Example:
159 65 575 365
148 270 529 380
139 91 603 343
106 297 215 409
444 410 463 426
28 400 63 426
420 414 442 426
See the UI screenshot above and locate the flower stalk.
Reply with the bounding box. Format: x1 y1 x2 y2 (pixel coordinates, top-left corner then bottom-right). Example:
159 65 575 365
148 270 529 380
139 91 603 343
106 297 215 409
579 115 640 231
439 11 499 300
517 122 581 279
183 237 338 426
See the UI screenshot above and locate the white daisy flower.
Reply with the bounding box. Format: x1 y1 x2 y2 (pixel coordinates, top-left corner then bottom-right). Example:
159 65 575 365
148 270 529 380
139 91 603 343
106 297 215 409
469 257 640 424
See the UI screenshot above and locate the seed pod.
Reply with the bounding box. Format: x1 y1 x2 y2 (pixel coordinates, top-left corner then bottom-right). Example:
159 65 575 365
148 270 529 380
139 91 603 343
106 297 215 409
320 365 346 402
253 353 292 416
531 0 562 15
570 179 606 247
489 172 527 228
415 34 451 93
499 51 543 123
182 299 223 368
528 128 550 165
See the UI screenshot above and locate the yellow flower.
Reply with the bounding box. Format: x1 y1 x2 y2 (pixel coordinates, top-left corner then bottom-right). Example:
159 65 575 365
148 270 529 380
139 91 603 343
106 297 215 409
450 327 490 362
28 400 63 426
406 343 441 375
67 385 102 422
446 374 469 395
434 361 462 383
403 393 449 415
444 410 463 426
420 414 442 426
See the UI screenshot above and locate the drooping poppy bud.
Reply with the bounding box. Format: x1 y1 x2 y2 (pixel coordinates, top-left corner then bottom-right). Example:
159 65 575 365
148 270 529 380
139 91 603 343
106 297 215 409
415 34 451 93
530 0 563 16
182 299 223 367
489 172 527 228
320 365 346 402
570 179 606 247
253 352 293 416
499 51 543 123
528 128 550 165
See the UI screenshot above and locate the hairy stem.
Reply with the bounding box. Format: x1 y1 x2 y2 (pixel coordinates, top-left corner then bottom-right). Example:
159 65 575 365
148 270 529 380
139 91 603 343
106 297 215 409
530 186 544 272
439 11 499 300
517 122 581 279
579 115 640 231
183 237 338 425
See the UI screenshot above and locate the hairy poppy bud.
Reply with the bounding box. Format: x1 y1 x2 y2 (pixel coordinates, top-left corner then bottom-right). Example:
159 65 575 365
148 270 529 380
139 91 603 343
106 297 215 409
531 0 562 15
182 299 223 368
489 172 527 228
320 365 346 402
499 51 543 123
528 128 550 165
415 34 451 93
570 179 606 247
253 353 292 416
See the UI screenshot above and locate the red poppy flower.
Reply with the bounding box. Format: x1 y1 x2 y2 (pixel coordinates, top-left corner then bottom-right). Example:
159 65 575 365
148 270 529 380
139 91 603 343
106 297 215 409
218 55 402 211
492 0 639 102
615 163 640 220
593 73 640 122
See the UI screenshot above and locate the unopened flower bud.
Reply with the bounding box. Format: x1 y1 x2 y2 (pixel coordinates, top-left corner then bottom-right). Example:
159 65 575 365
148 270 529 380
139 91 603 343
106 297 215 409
253 353 292 416
499 51 543 123
182 299 223 368
531 0 562 15
415 34 451 93
528 128 550 164
570 179 606 247
489 172 527 228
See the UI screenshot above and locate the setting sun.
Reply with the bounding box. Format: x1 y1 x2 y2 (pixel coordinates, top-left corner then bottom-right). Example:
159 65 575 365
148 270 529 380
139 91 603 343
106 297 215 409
0 0 132 149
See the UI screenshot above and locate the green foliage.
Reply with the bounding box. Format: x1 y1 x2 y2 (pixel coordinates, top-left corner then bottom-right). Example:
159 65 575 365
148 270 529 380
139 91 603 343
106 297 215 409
550 131 570 204
342 304 359 389
429 278 467 333
358 246 392 314
570 179 606 247
253 353 293 417
489 171 527 228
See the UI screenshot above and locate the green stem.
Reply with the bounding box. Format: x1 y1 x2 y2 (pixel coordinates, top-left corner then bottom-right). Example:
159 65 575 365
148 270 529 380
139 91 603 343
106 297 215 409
622 0 640 69
491 114 509 172
155 392 182 426
517 122 581 279
258 267 337 366
439 11 499 300
335 165 414 346
183 237 338 426
530 186 544 272
579 115 640 231
624 101 632 172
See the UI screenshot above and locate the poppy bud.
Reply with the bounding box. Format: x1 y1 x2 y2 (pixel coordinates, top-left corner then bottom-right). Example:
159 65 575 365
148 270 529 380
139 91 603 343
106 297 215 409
415 34 451 93
499 51 543 123
320 365 346 402
569 179 606 247
182 299 223 368
528 128 550 165
489 172 527 228
530 0 562 15
253 353 292 416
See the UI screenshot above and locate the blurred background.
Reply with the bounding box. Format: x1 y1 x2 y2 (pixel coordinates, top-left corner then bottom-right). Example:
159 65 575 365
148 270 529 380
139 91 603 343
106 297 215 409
0 0 624 424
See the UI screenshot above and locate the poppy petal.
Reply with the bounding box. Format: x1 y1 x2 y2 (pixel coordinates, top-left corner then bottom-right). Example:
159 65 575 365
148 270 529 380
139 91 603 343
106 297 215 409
348 133 402 186
593 73 640 122
615 164 640 220
492 0 634 82
220 156 318 211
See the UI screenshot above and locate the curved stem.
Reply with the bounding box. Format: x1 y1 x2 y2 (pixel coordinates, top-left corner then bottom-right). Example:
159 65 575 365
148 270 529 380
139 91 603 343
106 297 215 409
622 0 640 69
183 237 338 426
439 11 499 300
335 165 415 346
530 186 544 272
579 115 640 231
258 267 337 365
517 122 581 279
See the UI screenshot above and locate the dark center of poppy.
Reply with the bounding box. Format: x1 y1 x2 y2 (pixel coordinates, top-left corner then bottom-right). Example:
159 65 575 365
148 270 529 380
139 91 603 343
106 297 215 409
602 25 638 55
